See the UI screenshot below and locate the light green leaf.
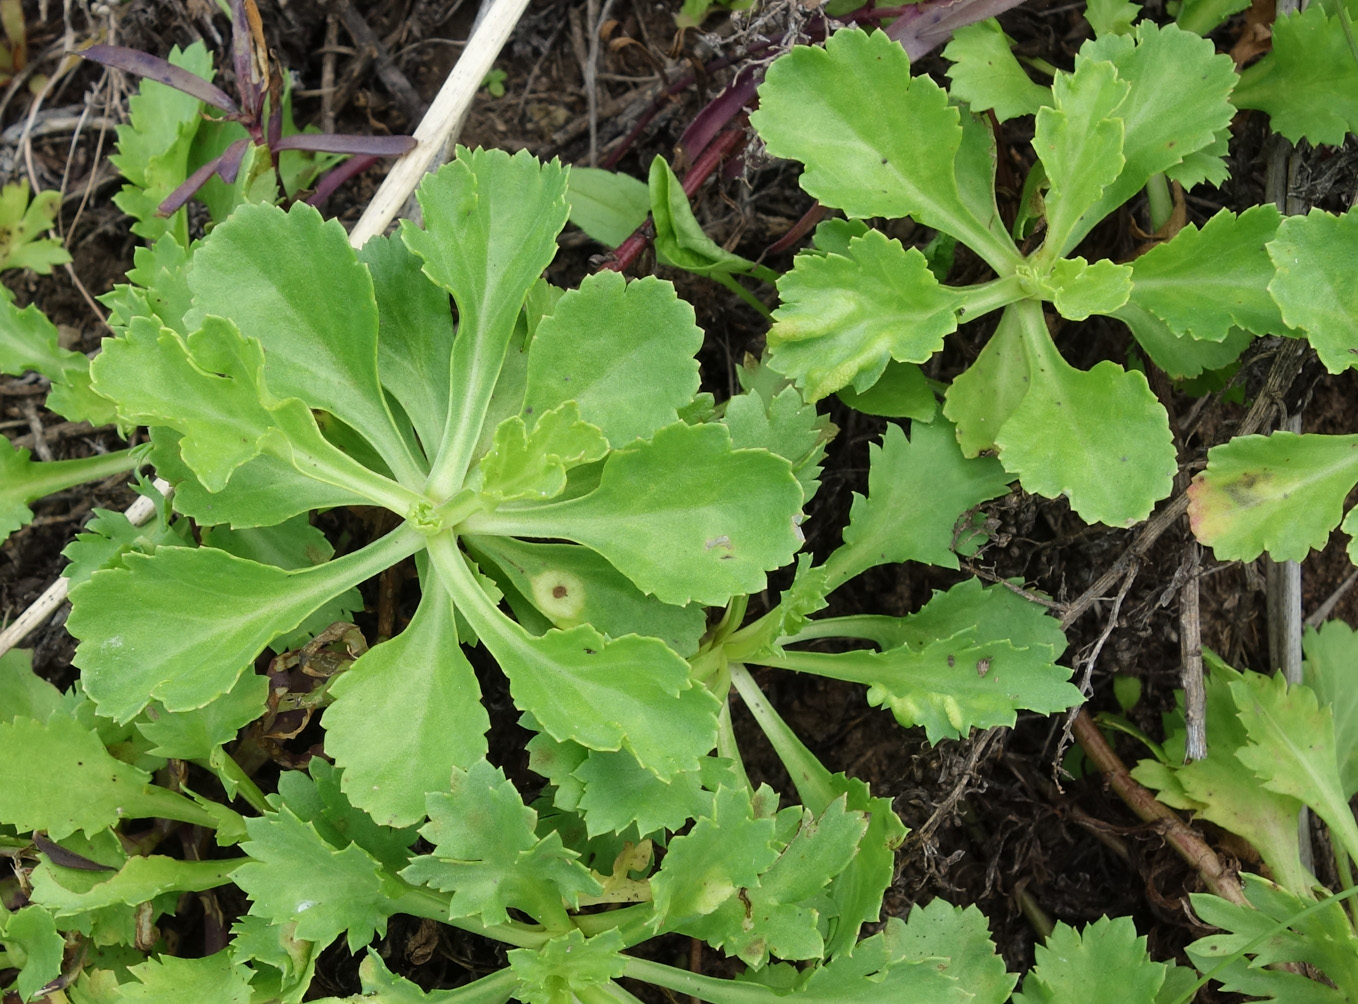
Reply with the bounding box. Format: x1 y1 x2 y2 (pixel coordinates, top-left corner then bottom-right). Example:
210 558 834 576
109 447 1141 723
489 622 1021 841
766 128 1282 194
433 538 718 778
478 404 609 502
723 356 834 504
357 231 454 456
68 528 421 722
1013 916 1171 1003
1128 205 1284 341
1188 432 1358 561
823 416 1011 590
1268 208 1358 373
186 202 421 482
136 670 267 761
464 535 706 656
0 716 213 839
574 752 732 837
466 422 802 607
1070 24 1237 252
1230 671 1358 863
1303 621 1358 798
0 181 70 274
943 305 1029 456
1130 659 1311 896
118 952 253 1004
0 295 111 425
325 588 489 828
0 438 140 545
61 492 191 589
1 904 64 1003
1086 0 1141 35
0 649 63 725
1038 257 1132 321
1232 1 1358 146
32 856 238 914
1113 302 1253 380
649 156 763 275
509 929 627 1004
236 804 393 953
271 761 419 875
997 308 1176 526
751 28 1019 270
895 900 1015 1004
792 916 969 1002
768 229 959 403
399 759 599 926
835 360 936 421
567 166 650 247
943 20 1048 122
523 271 703 447
651 786 780 928
404 148 569 494
1033 57 1128 258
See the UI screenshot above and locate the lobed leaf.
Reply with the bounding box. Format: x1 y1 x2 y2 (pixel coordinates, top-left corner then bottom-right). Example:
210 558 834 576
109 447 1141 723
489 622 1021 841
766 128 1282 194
1013 916 1174 1003
752 29 1018 270
1268 208 1358 373
1037 257 1132 321
768 229 959 403
943 20 1049 123
823 416 1011 590
468 422 803 607
477 404 609 503
573 751 732 837
0 295 112 425
996 310 1176 527
522 271 703 448
1303 620 1358 798
1188 432 1358 562
118 952 254 1004
893 900 1015 1004
0 905 65 1002
508 929 627 1004
723 360 835 505
325 588 490 828
1113 302 1253 380
136 670 267 762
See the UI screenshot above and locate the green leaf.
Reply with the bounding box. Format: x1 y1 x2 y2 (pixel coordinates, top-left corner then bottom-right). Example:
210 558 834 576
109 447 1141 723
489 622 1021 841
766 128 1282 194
0 716 215 839
895 900 1015 1004
1013 916 1171 1003
185 202 422 482
136 670 267 761
1086 0 1142 36
68 528 421 722
573 751 730 837
272 761 419 875
1189 874 1358 1001
1188 432 1358 561
649 156 764 276
1033 57 1128 258
61 491 191 589
835 360 936 421
357 231 455 456
31 856 239 914
723 356 834 505
1128 205 1284 341
0 438 140 545
1268 208 1358 373
466 422 802 607
0 181 70 274
996 307 1176 526
823 416 1011 590
1232 2 1358 146
943 20 1049 122
683 797 868 966
943 305 1029 456
522 271 703 447
1037 257 1132 321
404 148 569 494
1070 24 1237 252
567 167 650 247
1303 620 1358 798
118 951 253 1004
0 904 65 1003
768 229 959 403
751 28 1019 271
325 588 489 828
433 537 719 778
1130 659 1311 896
791 916 970 1002
478 404 609 502
235 804 393 953
1230 671 1358 863
399 759 600 926
509 929 627 1004
0 649 63 724
1113 302 1253 380
0 295 111 425
651 786 780 928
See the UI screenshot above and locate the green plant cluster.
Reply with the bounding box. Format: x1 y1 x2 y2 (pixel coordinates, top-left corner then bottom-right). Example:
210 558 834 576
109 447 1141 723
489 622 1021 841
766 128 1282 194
3 1 1358 1001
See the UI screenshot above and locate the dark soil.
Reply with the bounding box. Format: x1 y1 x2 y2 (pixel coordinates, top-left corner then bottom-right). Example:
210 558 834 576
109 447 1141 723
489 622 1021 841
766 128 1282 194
3 0 1357 1000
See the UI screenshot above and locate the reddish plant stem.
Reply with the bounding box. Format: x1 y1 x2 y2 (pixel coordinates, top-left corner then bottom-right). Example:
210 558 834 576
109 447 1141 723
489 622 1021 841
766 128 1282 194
599 127 749 273
1071 710 1248 906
